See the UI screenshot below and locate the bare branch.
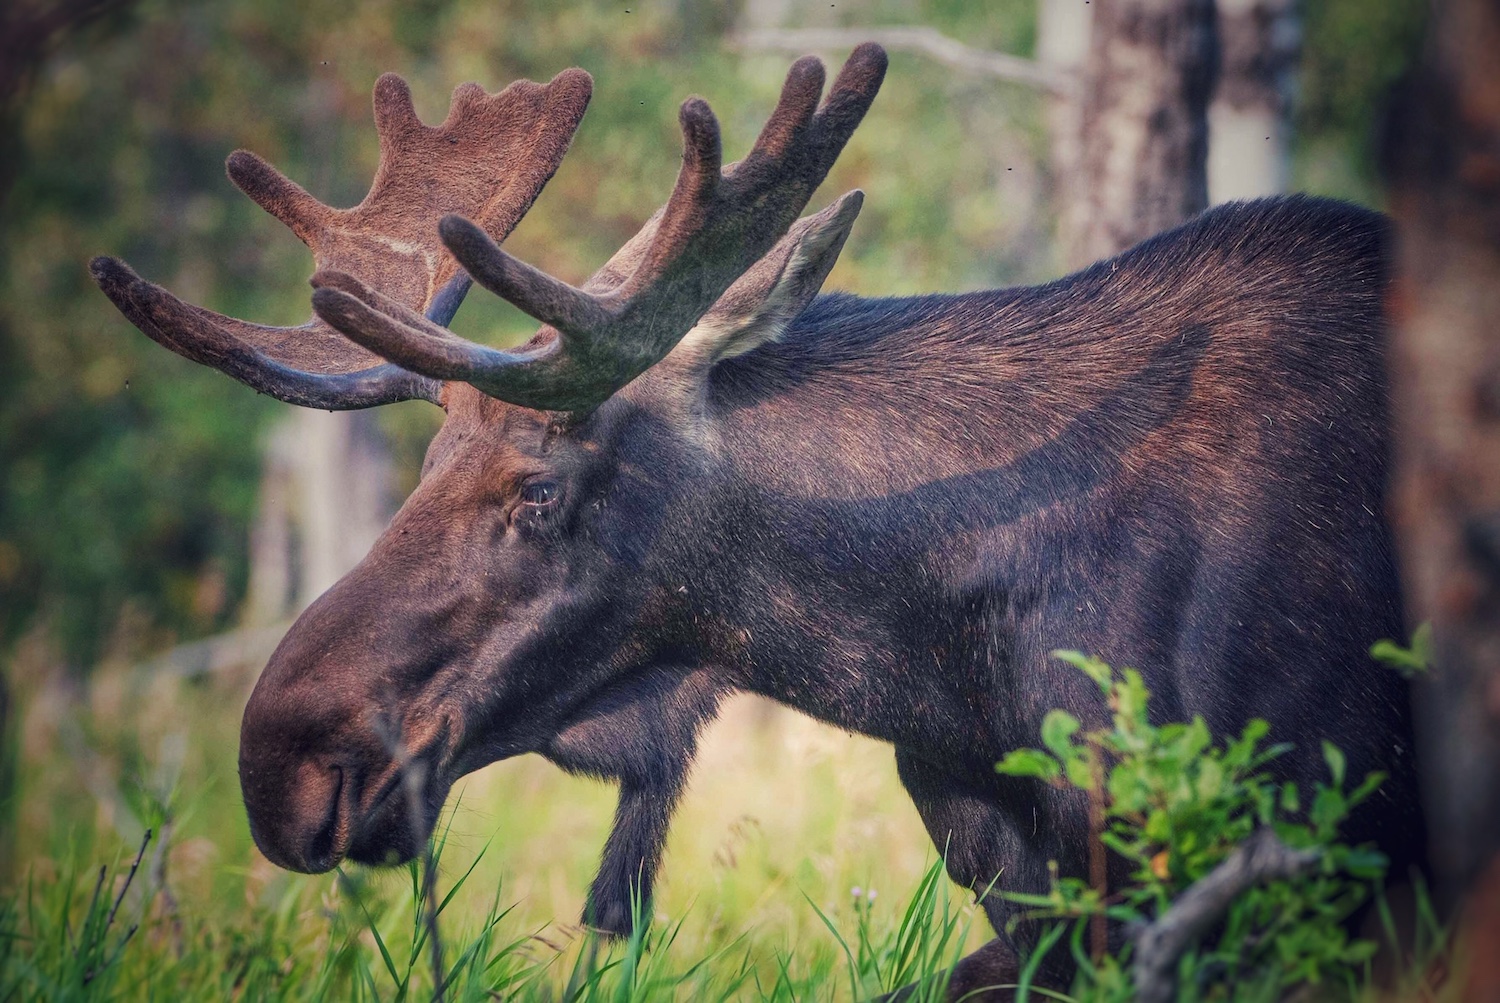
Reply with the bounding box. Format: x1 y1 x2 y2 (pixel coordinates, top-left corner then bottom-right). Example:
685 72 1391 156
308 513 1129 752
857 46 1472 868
1132 829 1321 1003
135 621 292 678
731 26 1070 95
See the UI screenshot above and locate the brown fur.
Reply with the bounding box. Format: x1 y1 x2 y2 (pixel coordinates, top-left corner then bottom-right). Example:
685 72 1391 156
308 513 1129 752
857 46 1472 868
94 49 1416 1001
90 68 591 405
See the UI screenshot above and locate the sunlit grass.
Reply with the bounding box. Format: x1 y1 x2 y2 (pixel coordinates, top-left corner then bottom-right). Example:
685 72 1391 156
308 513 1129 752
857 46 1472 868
1 652 1462 1000
1 657 989 999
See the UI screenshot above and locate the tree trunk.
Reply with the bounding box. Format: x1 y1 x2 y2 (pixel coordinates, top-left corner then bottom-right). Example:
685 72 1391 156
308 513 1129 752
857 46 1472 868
246 421 298 625
1067 0 1219 267
1385 0 1500 971
1207 0 1298 204
292 410 394 605
1038 0 1092 268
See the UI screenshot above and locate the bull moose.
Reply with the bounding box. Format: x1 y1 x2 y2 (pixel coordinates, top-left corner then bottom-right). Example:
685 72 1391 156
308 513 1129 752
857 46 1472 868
91 43 1422 998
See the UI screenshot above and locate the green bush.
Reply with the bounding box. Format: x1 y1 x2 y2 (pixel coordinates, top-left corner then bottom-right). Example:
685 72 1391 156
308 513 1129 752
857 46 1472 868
997 651 1391 1002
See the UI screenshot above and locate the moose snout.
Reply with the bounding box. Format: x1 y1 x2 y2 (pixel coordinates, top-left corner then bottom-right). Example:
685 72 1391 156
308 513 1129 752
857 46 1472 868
240 757 350 873
238 569 459 873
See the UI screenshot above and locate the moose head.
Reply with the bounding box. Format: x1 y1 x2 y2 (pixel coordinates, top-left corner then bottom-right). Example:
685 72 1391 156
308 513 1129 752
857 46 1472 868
94 45 888 933
94 40 1425 995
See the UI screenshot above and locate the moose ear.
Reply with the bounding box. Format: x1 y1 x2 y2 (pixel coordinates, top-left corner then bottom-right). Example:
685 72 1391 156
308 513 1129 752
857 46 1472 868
682 190 864 364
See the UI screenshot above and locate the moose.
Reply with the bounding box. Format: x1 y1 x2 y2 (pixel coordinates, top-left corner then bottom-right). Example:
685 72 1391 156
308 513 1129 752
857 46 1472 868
92 44 1422 998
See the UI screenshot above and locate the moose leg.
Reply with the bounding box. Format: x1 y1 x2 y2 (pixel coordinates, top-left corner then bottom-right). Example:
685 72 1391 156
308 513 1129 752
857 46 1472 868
584 776 684 935
892 747 1077 1000
543 667 723 936
876 939 1022 1003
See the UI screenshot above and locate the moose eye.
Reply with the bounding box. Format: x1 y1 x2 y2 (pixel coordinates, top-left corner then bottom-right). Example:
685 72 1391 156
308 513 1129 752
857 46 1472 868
519 480 560 509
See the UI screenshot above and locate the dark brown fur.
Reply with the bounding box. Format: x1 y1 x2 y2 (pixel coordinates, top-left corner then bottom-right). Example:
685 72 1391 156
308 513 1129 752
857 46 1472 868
90 69 593 407
236 194 1419 995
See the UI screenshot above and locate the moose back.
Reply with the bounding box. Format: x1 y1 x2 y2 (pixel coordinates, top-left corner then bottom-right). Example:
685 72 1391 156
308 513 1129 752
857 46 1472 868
91 45 1420 996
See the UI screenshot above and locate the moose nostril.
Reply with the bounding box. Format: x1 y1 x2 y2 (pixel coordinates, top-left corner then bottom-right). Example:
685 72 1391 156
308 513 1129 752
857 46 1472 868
303 810 338 871
299 767 345 872
246 762 348 873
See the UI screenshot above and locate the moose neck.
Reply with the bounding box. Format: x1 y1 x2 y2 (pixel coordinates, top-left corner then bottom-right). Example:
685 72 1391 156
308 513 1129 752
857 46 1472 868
658 283 1211 761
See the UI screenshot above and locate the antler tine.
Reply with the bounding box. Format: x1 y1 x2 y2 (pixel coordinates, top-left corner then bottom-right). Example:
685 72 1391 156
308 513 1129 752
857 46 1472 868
311 271 557 379
435 215 614 337
336 45 885 413
738 56 825 165
91 256 436 408
225 150 333 246
92 67 593 409
810 42 889 172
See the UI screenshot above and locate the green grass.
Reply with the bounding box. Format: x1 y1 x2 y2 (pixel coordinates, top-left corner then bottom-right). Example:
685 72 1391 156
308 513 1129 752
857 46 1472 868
0 810 980 1000
0 658 988 1000
0 652 1462 1001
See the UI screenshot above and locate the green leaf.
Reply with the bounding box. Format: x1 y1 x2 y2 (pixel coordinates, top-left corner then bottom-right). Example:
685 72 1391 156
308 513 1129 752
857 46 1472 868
1323 741 1347 789
1195 757 1225 801
1225 718 1271 768
1064 753 1097 790
1311 787 1347 835
1369 622 1433 677
1041 710 1082 760
1144 809 1171 843
1051 649 1115 693
997 749 1062 783
1115 670 1152 729
1346 771 1386 810
1280 782 1300 814
1343 848 1390 880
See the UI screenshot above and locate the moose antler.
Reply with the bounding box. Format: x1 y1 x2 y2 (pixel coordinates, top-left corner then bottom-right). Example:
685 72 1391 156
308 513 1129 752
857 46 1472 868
310 44 887 413
91 69 592 409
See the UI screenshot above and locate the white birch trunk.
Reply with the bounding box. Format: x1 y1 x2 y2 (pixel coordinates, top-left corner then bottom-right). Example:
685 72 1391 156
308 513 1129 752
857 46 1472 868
1208 0 1298 204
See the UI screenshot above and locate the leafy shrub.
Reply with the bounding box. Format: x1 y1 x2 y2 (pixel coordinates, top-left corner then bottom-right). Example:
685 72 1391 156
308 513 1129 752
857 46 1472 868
997 651 1390 1002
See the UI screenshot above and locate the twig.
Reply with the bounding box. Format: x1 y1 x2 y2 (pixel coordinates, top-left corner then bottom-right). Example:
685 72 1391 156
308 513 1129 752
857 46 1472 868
424 847 445 1003
102 828 151 936
730 26 1072 95
1087 750 1107 962
134 621 292 679
1132 828 1321 1003
83 828 151 985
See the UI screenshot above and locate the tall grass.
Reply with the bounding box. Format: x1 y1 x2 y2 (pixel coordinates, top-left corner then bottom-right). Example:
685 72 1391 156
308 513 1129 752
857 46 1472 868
0 810 981 1000
0 651 1460 1001
0 656 985 1000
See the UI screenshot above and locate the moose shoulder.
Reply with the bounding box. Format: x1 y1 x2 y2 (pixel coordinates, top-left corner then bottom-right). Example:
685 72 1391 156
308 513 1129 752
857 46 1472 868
92 45 1419 999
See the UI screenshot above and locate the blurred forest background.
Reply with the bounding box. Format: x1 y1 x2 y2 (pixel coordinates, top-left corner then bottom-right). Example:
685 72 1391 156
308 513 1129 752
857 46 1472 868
0 0 1434 994
0 0 1425 674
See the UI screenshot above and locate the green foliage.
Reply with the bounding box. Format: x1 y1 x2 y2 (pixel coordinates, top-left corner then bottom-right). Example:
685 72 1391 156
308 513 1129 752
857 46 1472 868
996 651 1390 1002
0 831 150 1000
1294 0 1429 202
1370 622 1433 678
0 817 985 1001
803 856 981 1002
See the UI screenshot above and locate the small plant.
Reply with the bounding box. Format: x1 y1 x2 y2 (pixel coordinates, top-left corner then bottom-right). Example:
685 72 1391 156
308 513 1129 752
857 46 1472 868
996 651 1389 1003
1370 623 1433 678
802 855 977 1003
0 829 152 1001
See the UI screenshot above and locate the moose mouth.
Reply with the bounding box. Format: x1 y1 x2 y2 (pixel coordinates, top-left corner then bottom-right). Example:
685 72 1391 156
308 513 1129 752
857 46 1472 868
344 755 450 867
249 734 453 874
